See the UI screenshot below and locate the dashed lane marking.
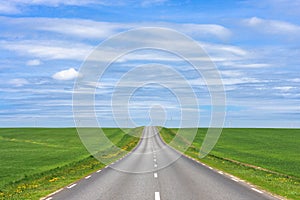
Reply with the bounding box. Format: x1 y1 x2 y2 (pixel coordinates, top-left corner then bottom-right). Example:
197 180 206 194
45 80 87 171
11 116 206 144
154 173 158 178
155 192 161 200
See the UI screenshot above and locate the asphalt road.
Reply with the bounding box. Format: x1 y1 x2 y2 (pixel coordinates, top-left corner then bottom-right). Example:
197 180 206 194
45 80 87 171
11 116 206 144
47 126 279 200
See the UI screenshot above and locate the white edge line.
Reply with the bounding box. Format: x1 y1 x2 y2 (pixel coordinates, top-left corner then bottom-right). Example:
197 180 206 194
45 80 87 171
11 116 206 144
231 177 239 182
155 192 161 200
157 128 284 200
67 184 77 189
40 188 63 200
85 175 91 179
251 188 263 194
40 136 137 200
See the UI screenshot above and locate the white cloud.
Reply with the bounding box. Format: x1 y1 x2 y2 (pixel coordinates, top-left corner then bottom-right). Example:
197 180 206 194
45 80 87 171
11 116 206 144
0 17 272 73
236 63 270 68
8 78 29 87
191 77 263 86
0 0 170 14
244 17 300 35
220 62 271 68
6 0 97 6
1 40 92 60
155 23 231 40
246 0 300 17
26 59 41 66
0 29 234 62
36 18 128 39
201 42 247 56
0 0 103 14
0 17 231 40
52 68 80 80
274 86 296 92
0 2 19 13
220 70 242 77
290 78 300 82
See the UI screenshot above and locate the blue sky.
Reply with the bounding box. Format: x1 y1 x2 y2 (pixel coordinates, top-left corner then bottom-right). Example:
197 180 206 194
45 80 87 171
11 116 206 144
0 0 299 128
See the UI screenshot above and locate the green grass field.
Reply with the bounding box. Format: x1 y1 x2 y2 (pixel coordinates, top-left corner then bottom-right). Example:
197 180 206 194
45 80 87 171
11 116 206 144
1 127 299 199
0 128 141 199
160 128 300 200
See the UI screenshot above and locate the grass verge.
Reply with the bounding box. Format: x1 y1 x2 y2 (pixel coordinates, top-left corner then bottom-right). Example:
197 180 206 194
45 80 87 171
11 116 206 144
160 127 300 200
0 127 142 200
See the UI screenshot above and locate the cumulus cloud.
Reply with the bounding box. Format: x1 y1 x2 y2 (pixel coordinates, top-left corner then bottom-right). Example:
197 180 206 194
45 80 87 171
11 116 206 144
52 68 80 80
26 59 41 66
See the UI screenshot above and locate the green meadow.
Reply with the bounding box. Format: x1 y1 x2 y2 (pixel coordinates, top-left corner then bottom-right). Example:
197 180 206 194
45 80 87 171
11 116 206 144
0 128 141 199
1 127 299 199
160 128 300 200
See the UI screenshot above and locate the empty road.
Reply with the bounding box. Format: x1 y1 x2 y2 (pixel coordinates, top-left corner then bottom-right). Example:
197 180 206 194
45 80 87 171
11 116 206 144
46 126 279 200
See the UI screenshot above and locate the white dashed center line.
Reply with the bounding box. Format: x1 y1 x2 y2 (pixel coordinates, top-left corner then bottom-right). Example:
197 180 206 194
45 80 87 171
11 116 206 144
67 184 77 189
154 173 158 178
155 192 161 200
154 159 157 162
154 164 157 168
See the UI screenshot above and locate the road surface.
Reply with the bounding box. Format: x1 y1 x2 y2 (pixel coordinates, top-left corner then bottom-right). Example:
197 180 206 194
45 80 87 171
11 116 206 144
46 126 279 200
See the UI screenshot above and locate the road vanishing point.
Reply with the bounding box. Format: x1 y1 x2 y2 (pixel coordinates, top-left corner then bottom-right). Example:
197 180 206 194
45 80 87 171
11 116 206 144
46 127 279 200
